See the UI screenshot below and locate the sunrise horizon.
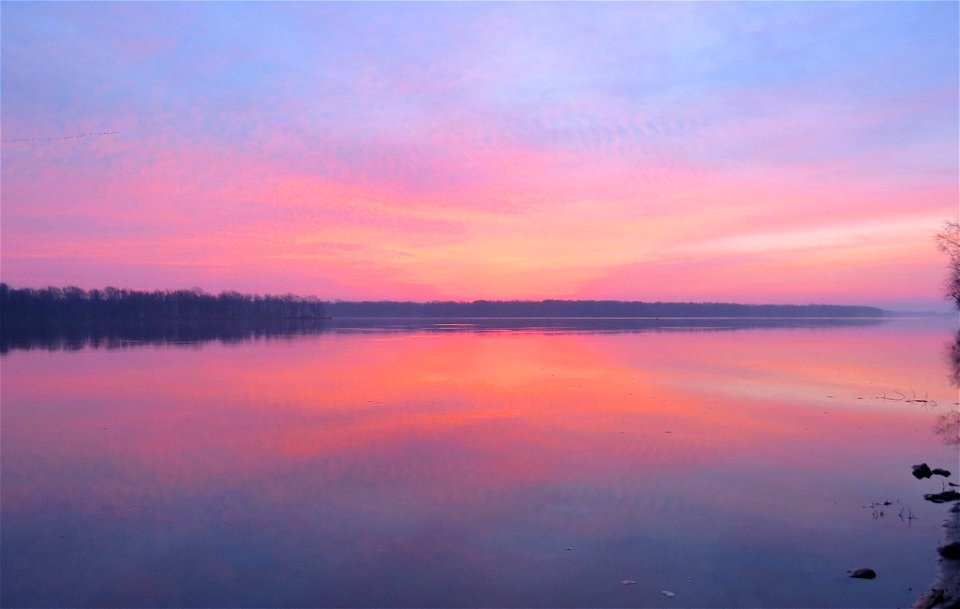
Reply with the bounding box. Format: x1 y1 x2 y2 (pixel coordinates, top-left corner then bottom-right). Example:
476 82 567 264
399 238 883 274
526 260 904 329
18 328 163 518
5 280 956 316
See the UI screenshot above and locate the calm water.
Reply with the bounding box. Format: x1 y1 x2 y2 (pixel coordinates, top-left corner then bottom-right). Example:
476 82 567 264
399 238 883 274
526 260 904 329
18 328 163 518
2 318 957 607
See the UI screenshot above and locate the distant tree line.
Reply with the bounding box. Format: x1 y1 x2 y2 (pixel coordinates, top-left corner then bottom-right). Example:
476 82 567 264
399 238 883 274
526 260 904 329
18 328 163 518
0 284 327 326
1 284 887 329
326 299 885 318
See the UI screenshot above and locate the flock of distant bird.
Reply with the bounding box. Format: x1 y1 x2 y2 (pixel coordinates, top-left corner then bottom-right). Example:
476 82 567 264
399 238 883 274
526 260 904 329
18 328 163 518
1 130 119 143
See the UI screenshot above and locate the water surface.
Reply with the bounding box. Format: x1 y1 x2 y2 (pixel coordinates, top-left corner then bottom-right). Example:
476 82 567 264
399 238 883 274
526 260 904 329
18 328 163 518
2 318 957 607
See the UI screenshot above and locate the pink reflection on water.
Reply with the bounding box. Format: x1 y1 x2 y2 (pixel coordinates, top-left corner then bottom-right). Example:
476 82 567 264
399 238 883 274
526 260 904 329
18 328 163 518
1 320 956 607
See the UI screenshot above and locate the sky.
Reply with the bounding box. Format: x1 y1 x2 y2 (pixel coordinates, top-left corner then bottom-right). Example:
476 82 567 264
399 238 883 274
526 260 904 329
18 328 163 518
1 2 957 310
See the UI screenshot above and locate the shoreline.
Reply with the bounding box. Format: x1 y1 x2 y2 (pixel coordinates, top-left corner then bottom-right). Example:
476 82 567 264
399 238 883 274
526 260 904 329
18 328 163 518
916 503 960 609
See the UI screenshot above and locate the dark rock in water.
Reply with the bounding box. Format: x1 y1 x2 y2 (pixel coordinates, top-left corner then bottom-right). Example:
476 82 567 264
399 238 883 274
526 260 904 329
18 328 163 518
938 541 960 560
914 463 934 479
933 468 953 477
924 491 960 504
848 568 877 579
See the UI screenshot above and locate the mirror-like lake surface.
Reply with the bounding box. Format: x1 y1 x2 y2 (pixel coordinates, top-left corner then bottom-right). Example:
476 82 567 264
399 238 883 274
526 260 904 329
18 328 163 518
2 318 957 607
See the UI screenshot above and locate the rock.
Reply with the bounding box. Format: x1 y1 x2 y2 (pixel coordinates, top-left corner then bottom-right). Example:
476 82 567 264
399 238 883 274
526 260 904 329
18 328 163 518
925 491 960 504
938 542 960 560
848 568 877 579
933 468 953 477
914 463 934 479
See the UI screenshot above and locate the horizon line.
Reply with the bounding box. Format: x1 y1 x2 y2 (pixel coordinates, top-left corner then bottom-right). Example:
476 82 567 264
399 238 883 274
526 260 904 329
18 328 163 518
3 283 954 314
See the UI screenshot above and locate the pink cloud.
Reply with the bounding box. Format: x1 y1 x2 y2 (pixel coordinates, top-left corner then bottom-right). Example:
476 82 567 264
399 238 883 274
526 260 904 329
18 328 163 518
2 78 956 307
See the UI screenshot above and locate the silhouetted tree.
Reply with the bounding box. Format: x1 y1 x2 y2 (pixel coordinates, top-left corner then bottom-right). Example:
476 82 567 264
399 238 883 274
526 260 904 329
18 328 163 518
936 220 960 309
